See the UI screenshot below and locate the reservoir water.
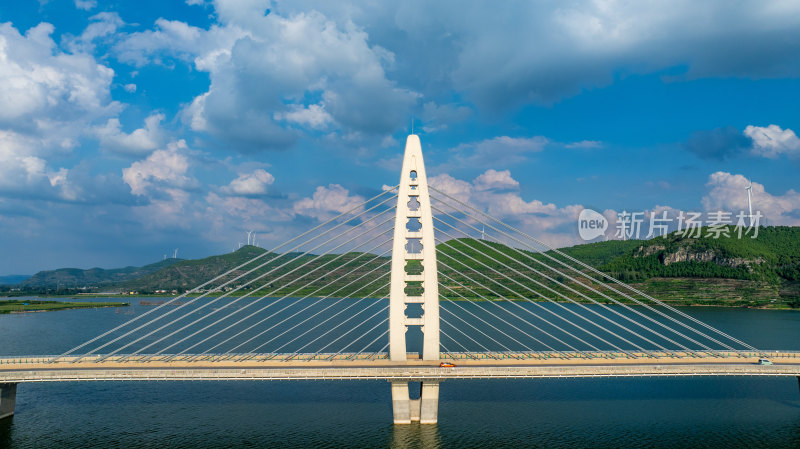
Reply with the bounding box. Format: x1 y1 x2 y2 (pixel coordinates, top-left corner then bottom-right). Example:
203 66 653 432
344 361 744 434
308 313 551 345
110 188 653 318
1 298 799 448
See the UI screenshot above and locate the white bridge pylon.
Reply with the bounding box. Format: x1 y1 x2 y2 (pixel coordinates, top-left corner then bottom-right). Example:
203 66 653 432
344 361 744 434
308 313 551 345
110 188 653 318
390 134 439 362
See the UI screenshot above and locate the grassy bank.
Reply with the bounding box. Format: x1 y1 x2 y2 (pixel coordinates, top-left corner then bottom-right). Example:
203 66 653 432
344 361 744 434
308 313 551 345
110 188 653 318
0 299 128 314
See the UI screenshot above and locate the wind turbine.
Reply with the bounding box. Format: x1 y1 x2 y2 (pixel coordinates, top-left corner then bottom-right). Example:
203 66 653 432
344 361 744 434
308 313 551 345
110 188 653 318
247 230 254 246
745 179 753 226
173 248 178 259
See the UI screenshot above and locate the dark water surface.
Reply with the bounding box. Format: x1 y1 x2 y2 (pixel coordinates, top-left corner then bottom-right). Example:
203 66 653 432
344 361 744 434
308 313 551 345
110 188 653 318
1 298 799 448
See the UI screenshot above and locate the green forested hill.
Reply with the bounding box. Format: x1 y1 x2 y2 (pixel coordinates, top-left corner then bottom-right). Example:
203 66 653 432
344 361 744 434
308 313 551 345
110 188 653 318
553 239 645 267
116 246 389 298
5 227 799 308
601 226 800 282
18 258 181 289
117 245 274 291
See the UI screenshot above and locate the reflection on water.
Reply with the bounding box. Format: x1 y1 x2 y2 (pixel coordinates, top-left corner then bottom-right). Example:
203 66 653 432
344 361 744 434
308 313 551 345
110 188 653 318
390 423 442 449
1 377 800 448
1 298 799 447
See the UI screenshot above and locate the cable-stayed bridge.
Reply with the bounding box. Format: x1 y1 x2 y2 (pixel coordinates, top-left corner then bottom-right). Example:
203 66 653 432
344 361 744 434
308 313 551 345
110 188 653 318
2 135 799 424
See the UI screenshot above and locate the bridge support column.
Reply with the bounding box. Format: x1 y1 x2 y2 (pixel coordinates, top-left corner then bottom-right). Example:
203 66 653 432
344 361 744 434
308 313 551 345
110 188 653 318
0 383 17 420
390 381 411 424
390 381 440 424
419 381 439 424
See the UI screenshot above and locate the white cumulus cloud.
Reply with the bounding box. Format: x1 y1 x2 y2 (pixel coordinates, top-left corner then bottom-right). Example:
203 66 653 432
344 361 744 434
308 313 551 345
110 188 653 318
432 169 584 248
293 184 365 221
122 140 193 196
0 128 81 201
0 20 120 202
116 8 419 150
95 113 165 156
222 169 275 196
473 169 519 191
429 173 472 203
744 124 800 158
274 104 333 130
702 171 800 226
0 22 116 124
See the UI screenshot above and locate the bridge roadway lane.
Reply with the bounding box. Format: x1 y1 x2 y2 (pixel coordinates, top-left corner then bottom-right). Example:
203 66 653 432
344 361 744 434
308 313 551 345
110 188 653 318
2 353 800 382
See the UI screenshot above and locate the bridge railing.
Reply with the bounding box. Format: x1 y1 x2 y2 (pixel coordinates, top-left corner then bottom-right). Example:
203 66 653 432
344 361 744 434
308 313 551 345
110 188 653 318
440 350 800 360
2 350 800 366
0 352 392 365
0 356 58 365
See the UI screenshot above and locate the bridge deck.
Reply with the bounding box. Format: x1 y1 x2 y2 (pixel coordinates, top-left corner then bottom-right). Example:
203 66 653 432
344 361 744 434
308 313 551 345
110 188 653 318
2 353 799 382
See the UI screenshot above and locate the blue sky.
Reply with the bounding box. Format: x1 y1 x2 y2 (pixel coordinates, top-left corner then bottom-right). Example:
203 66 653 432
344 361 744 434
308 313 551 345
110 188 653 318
1 0 799 274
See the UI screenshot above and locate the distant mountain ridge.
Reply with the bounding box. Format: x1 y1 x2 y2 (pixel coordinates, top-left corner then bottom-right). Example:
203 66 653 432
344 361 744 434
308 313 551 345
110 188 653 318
4 227 799 308
0 275 30 285
116 245 275 291
17 259 181 288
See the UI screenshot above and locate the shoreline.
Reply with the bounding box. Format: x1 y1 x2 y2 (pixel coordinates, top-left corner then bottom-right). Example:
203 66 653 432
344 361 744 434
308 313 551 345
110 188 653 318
0 300 128 315
1 294 796 311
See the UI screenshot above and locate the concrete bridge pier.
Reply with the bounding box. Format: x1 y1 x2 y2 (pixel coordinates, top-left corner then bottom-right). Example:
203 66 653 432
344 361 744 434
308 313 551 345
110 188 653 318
0 383 17 420
390 381 440 424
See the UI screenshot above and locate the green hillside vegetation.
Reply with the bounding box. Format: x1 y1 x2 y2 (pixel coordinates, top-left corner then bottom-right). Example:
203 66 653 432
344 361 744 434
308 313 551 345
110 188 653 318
4 227 799 309
555 239 644 267
19 258 181 289
436 231 800 308
118 246 390 299
601 226 800 283
118 245 275 291
436 237 648 303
